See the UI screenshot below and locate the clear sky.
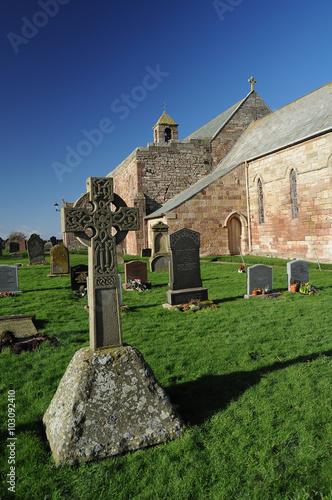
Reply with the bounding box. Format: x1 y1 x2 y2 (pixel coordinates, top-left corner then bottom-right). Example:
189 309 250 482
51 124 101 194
1 0 332 241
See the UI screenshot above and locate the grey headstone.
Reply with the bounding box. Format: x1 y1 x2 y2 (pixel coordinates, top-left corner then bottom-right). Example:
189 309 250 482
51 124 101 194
247 264 273 296
27 234 47 264
0 265 21 293
287 260 309 291
150 255 169 272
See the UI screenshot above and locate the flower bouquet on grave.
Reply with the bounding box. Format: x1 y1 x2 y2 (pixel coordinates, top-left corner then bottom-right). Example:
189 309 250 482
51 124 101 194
77 285 87 298
128 279 148 292
299 282 317 295
238 264 245 273
0 292 13 298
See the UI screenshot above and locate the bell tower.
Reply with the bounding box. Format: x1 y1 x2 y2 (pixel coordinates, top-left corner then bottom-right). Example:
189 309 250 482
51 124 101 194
153 109 178 144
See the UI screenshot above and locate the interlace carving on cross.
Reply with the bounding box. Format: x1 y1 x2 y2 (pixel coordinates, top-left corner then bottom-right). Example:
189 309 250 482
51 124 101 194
62 177 139 289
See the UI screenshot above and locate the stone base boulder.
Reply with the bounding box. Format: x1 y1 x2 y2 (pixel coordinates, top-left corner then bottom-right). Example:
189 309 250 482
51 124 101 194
43 345 183 466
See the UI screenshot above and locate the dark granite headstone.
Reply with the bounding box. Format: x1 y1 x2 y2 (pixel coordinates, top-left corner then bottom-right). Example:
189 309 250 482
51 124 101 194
50 243 69 275
27 234 47 265
287 260 309 291
9 242 20 253
141 248 151 258
0 237 3 256
246 264 273 296
50 236 57 246
166 228 208 305
71 264 88 291
0 265 21 293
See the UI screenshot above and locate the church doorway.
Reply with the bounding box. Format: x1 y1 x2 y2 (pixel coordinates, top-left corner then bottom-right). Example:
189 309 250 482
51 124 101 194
228 216 241 255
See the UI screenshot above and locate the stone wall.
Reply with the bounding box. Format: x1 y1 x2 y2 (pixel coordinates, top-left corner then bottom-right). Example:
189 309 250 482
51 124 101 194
211 92 271 167
248 132 332 262
152 164 248 256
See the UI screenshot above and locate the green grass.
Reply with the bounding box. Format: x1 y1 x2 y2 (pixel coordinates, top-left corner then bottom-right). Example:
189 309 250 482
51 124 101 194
0 251 331 499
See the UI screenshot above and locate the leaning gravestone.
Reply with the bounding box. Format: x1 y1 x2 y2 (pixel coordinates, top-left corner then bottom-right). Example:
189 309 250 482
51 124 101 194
0 265 21 293
43 177 183 466
246 264 273 297
49 243 69 276
71 264 88 291
166 228 208 305
27 234 48 265
287 260 309 291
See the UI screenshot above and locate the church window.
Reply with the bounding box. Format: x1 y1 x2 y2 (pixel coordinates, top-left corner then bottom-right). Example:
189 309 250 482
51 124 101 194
258 179 264 224
164 128 172 143
290 169 298 218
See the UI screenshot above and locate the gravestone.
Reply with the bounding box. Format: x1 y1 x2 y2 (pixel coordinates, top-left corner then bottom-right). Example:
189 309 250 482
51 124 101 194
8 241 19 253
71 264 88 291
43 177 183 466
141 248 151 258
287 260 309 291
27 234 47 265
49 243 70 276
0 237 2 256
166 228 208 305
19 237 26 252
123 260 151 290
149 222 170 272
0 265 21 293
246 264 273 297
0 314 38 338
116 242 124 265
50 236 57 246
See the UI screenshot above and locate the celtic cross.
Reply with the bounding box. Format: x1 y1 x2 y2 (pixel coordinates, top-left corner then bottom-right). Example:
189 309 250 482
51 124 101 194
61 177 139 350
248 76 256 91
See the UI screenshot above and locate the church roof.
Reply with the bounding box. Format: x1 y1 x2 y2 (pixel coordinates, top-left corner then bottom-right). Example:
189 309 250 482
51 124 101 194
153 110 178 128
146 81 332 219
182 95 249 141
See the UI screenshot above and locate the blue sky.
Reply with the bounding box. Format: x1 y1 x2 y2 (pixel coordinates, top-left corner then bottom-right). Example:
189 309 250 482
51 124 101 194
1 0 331 240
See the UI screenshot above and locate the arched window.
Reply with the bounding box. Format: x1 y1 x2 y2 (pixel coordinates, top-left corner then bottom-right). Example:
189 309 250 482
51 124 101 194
258 179 264 224
290 169 298 218
164 127 172 143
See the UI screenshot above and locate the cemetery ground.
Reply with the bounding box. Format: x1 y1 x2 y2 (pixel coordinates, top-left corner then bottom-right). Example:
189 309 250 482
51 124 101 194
0 251 331 500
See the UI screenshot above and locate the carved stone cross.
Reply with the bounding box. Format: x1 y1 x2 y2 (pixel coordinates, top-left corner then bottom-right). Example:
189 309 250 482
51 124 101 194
248 76 257 91
61 177 139 350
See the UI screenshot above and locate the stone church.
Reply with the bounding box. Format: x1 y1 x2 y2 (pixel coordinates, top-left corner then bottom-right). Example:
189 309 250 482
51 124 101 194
65 79 332 263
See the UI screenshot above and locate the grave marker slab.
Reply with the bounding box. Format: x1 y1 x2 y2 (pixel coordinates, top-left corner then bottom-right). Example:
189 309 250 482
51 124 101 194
71 264 88 291
287 260 309 291
149 222 170 272
123 260 151 290
0 314 37 338
0 238 3 256
27 234 48 265
44 177 183 466
8 241 19 253
246 264 273 297
0 265 21 293
49 243 70 276
19 237 26 252
166 228 208 305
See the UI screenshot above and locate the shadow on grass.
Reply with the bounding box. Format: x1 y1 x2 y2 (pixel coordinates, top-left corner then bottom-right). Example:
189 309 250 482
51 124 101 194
167 349 332 426
23 287 69 293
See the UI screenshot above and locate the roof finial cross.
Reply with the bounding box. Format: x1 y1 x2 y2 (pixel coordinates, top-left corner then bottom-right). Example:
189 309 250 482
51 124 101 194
248 76 257 91
163 101 168 111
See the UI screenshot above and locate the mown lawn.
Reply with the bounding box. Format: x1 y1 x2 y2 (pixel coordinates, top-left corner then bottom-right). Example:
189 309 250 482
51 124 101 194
0 251 331 499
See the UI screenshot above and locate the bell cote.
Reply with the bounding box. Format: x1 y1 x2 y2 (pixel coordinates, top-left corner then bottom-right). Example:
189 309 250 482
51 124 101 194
153 110 178 144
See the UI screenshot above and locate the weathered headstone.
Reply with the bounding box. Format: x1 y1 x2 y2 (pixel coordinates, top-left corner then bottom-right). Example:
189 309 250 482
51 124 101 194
166 228 208 305
0 237 3 256
0 314 38 338
246 264 273 297
71 264 88 291
43 177 183 466
116 242 124 265
0 265 21 293
149 222 170 272
287 260 309 291
27 234 47 265
49 243 69 276
19 237 26 252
